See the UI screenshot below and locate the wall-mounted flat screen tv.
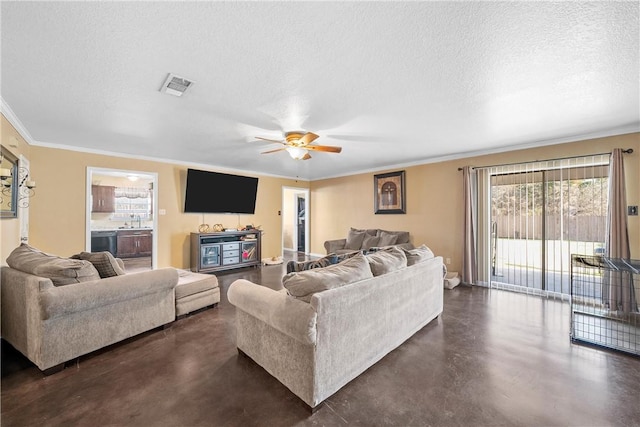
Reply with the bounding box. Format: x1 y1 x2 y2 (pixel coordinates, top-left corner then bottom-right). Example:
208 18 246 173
184 168 259 214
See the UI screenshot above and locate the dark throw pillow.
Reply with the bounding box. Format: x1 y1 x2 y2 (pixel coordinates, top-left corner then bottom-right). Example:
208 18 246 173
71 251 126 278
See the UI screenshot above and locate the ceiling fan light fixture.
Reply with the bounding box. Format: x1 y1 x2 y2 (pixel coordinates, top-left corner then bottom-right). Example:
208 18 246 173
286 146 308 160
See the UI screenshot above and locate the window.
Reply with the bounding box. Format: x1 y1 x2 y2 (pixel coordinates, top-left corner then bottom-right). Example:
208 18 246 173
111 186 152 221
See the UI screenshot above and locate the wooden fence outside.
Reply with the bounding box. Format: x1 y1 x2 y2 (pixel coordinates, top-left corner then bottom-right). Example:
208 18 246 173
493 215 606 241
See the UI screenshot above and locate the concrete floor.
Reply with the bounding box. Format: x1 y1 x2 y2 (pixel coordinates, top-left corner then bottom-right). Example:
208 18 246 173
2 260 640 426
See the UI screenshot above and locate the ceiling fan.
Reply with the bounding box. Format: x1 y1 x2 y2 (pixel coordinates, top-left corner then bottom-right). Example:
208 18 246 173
255 131 342 160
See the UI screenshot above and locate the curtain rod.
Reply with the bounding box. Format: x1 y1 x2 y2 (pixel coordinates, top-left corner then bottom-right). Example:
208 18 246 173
457 148 633 171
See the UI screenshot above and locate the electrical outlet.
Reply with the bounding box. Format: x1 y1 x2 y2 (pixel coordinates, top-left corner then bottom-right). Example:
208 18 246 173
159 209 166 215
446 258 451 265
629 206 638 216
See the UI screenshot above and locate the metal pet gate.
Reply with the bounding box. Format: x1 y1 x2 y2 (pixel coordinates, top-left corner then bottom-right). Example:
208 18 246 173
570 254 640 356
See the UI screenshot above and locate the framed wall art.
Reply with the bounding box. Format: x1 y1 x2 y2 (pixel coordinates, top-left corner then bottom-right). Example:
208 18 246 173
374 170 405 214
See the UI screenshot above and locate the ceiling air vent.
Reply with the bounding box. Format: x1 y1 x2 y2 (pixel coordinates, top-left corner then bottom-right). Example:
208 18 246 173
160 73 194 97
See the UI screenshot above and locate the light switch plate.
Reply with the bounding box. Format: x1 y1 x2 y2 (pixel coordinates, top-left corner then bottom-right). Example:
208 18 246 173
629 206 638 216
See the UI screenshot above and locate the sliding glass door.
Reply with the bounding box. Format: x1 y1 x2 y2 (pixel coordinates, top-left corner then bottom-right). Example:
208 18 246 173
488 156 609 296
491 170 544 290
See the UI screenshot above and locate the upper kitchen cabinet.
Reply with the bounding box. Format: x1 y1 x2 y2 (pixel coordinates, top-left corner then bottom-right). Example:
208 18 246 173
92 185 115 213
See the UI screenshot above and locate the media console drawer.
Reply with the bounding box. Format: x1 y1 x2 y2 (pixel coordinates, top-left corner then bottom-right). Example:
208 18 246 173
222 243 239 251
223 256 240 265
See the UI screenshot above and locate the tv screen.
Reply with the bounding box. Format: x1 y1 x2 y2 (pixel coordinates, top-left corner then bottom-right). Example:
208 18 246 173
184 169 258 214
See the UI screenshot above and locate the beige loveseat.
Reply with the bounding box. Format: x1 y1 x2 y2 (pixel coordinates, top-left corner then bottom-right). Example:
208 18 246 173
1 244 178 374
228 246 443 410
323 227 414 254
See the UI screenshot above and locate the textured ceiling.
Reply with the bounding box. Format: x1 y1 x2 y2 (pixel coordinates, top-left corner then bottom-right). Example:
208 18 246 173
1 1 638 180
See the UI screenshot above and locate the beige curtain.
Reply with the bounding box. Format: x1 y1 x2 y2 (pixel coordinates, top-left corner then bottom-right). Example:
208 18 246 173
475 169 491 285
462 166 477 285
605 149 637 312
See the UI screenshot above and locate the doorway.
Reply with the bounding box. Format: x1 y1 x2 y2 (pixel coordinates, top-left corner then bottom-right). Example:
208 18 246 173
296 194 306 252
282 187 309 258
86 167 158 271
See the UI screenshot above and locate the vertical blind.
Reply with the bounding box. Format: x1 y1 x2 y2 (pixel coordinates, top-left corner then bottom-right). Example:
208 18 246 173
481 154 610 296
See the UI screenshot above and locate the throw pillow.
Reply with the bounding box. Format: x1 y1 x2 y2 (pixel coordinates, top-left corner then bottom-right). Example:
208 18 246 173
71 251 126 278
377 231 398 247
345 228 367 250
365 246 407 276
377 229 410 245
402 245 435 266
282 252 373 303
286 255 334 274
6 243 101 286
361 235 381 250
335 251 361 261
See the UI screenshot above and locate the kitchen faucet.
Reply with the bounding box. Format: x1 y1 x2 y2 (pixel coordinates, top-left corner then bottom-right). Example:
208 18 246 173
131 214 142 228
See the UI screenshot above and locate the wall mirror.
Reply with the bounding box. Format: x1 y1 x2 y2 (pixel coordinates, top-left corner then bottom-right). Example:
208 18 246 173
1 146 19 218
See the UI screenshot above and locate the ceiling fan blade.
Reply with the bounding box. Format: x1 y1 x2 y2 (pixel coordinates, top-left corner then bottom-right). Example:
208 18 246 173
299 132 319 145
261 148 287 154
302 153 312 160
255 136 284 144
303 145 342 153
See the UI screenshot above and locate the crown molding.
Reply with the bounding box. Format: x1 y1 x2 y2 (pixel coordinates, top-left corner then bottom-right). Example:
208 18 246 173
2 95 637 182
0 98 309 181
1 98 37 146
30 140 310 181
311 124 640 180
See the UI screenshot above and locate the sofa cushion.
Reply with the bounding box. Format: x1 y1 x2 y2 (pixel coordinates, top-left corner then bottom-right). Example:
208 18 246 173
71 251 126 278
7 243 101 286
345 228 368 250
402 245 435 266
283 252 373 303
365 246 407 276
377 231 399 247
361 235 381 250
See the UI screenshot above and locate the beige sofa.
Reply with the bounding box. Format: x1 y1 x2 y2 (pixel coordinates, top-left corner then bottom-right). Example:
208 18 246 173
324 227 414 254
228 247 443 410
1 244 178 374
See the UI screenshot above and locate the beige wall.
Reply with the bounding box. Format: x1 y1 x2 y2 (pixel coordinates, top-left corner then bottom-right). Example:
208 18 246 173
3 108 638 274
310 133 640 273
0 116 31 263
20 143 306 268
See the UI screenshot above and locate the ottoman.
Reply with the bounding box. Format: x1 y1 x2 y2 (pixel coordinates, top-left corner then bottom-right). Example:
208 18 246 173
175 270 220 318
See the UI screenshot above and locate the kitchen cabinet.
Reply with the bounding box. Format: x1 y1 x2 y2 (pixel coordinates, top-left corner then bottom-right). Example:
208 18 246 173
92 185 116 213
117 230 152 258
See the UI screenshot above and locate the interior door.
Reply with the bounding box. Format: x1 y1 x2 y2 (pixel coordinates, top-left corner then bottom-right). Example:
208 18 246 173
297 195 305 252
